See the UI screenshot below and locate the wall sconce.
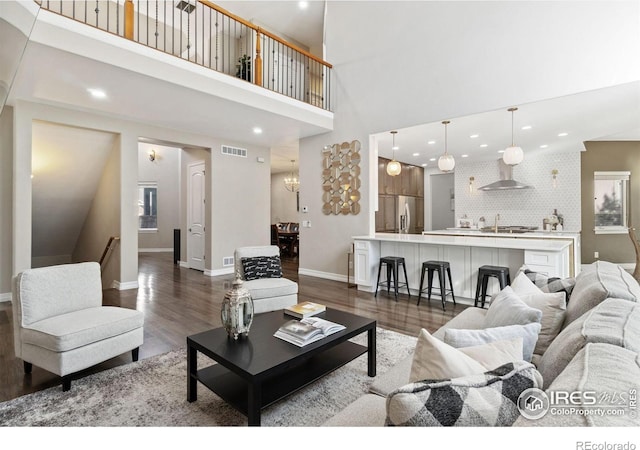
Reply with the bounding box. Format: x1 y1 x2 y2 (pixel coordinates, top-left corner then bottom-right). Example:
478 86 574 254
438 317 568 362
148 149 156 162
551 169 558 188
469 176 475 193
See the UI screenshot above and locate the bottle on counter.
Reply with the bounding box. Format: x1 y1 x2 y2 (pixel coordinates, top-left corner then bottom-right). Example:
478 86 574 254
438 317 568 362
478 216 486 230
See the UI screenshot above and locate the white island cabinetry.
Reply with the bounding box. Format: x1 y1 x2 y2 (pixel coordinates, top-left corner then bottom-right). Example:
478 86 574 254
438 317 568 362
353 233 573 305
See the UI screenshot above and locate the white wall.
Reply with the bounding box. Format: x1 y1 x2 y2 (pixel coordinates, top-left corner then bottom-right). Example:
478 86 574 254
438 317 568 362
73 142 121 288
271 172 299 223
138 142 180 251
11 101 271 289
298 1 639 280
454 151 582 231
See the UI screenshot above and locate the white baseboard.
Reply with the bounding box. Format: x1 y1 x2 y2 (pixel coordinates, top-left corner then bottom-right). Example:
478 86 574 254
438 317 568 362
205 267 234 277
0 292 12 303
179 261 189 268
139 248 173 253
111 280 139 290
298 268 348 283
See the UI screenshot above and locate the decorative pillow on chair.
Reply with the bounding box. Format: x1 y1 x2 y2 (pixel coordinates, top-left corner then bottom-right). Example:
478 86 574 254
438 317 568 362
408 329 524 383
241 256 283 281
386 361 542 426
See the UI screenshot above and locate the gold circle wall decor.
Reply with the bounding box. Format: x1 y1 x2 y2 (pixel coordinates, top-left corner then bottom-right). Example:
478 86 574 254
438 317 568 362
322 140 361 215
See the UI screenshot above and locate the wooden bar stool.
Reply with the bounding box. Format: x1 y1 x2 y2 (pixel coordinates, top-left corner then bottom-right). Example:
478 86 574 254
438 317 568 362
474 265 511 308
375 256 410 301
418 260 456 310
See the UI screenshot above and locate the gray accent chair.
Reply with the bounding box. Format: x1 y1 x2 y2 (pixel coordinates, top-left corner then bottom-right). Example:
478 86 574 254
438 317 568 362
12 262 144 391
234 245 298 314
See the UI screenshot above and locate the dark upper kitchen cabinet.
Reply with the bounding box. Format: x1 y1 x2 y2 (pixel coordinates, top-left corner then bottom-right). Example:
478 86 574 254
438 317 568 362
378 158 400 195
378 157 424 197
377 158 425 234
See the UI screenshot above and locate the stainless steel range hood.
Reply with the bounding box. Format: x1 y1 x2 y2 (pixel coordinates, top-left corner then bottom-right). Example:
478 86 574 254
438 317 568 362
478 159 532 191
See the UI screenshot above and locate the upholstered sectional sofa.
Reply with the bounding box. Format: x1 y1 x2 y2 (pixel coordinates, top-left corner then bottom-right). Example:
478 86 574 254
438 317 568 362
324 261 640 426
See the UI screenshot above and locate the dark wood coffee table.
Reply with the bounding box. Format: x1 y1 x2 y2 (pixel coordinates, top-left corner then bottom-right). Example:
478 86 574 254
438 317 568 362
186 308 376 426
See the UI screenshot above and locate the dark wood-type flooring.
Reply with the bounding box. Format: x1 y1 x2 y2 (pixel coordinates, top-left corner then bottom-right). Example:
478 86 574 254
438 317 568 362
0 253 468 403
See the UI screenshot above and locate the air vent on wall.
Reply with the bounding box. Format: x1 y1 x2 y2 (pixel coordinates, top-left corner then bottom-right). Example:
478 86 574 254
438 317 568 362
221 145 248 158
223 256 234 267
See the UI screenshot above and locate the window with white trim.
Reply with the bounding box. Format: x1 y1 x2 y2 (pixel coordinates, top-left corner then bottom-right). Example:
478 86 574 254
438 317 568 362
138 182 158 231
594 171 630 234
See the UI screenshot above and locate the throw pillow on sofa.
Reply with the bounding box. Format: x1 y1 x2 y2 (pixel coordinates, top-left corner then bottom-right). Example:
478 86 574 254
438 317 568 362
483 286 543 328
444 322 541 362
537 298 640 389
409 329 524 383
386 361 542 426
510 272 567 356
241 256 283 281
524 269 576 302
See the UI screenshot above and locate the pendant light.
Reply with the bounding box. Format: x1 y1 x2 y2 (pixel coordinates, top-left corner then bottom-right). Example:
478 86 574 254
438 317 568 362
283 160 300 192
503 107 524 166
438 120 455 172
386 131 402 176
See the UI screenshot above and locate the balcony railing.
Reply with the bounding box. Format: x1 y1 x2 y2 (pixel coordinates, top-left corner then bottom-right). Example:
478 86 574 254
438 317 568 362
35 0 332 111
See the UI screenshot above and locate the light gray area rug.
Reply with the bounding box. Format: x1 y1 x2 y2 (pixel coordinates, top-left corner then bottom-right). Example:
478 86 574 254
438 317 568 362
0 328 416 427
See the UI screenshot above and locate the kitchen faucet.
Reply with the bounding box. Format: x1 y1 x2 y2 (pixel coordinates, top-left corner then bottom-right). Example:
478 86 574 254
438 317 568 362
494 214 501 233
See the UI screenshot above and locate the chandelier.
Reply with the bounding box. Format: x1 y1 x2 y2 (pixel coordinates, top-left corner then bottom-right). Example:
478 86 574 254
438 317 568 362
284 159 300 192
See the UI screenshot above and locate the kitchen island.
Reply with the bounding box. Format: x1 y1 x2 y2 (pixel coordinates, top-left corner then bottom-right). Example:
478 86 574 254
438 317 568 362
353 232 576 305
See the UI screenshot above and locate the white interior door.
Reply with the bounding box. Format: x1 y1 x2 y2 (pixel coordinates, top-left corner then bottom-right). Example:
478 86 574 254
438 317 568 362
187 162 205 271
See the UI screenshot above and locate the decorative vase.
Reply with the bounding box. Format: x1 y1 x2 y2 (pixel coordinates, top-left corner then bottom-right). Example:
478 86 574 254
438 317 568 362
221 278 254 340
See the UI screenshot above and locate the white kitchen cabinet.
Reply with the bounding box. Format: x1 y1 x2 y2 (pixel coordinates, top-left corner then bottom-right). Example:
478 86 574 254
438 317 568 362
524 250 569 278
354 240 379 288
353 233 571 304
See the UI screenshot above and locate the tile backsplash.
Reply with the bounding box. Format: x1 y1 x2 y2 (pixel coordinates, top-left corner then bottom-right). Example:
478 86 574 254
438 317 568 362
454 151 581 231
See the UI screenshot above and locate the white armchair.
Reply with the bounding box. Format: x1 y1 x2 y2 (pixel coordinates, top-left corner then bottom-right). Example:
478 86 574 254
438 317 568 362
12 262 144 391
234 245 298 314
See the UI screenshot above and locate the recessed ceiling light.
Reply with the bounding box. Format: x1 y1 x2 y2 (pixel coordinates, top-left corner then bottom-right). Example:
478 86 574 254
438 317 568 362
253 127 263 134
497 150 505 154
461 154 469 158
558 132 568 137
412 152 420 156
429 158 436 162
427 140 436 145
421 163 428 167
469 134 479 139
540 144 549 149
298 1 309 9
87 88 107 99
521 125 532 130
479 144 488 148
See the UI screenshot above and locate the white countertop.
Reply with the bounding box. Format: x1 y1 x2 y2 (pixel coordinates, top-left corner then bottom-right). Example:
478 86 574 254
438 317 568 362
424 229 580 239
353 232 572 251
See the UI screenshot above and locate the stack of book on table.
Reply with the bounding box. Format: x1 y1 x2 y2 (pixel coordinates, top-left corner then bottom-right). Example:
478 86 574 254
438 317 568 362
274 317 346 347
284 301 326 318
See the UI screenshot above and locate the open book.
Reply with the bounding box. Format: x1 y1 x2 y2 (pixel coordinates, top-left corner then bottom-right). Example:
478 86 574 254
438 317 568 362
274 317 346 347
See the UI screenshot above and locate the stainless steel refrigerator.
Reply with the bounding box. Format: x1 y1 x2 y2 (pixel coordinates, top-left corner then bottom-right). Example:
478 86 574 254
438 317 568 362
396 195 419 234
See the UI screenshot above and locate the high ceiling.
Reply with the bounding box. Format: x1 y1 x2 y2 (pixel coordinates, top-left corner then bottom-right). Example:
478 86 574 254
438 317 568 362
375 81 640 168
